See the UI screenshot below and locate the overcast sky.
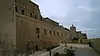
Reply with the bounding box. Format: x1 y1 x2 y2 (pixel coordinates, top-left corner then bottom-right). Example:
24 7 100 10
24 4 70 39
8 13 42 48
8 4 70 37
31 0 100 38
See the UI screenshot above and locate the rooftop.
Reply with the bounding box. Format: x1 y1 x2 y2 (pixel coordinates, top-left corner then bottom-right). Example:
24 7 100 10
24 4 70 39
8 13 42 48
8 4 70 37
29 0 39 7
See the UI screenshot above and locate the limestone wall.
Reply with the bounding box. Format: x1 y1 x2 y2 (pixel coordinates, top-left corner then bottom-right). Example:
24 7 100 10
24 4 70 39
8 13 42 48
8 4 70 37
0 0 16 49
91 38 100 55
0 0 16 56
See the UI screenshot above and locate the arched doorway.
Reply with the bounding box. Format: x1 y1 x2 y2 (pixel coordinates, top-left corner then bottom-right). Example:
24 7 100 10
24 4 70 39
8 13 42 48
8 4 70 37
35 45 38 51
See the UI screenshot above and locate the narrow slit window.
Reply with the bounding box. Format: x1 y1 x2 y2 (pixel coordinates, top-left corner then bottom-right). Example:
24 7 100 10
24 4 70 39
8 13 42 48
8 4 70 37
21 9 24 14
15 7 18 12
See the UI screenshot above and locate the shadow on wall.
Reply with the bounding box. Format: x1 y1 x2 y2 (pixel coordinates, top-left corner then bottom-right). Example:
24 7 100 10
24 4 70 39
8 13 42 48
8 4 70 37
91 38 100 55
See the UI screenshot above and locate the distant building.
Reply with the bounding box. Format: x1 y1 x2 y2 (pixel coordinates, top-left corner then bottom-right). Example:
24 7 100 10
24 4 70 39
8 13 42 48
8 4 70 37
82 33 87 39
69 25 87 43
70 25 77 42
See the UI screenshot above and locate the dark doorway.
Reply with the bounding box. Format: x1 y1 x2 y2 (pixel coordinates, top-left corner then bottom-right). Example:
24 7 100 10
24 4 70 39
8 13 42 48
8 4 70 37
35 45 39 51
80 39 82 43
72 37 79 40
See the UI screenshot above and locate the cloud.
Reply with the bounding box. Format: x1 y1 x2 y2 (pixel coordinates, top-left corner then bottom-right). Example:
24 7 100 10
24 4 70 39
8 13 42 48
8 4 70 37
78 6 99 11
79 28 97 31
75 19 80 22
78 6 91 11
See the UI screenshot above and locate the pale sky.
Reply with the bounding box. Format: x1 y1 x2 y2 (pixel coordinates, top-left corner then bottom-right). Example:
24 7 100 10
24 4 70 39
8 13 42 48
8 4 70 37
31 0 100 38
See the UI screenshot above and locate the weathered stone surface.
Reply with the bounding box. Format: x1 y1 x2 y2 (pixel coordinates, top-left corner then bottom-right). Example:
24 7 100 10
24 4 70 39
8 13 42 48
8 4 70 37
91 38 100 55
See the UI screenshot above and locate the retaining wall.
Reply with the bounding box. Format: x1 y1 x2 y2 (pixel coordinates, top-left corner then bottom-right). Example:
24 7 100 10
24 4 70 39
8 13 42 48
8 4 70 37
91 38 100 56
